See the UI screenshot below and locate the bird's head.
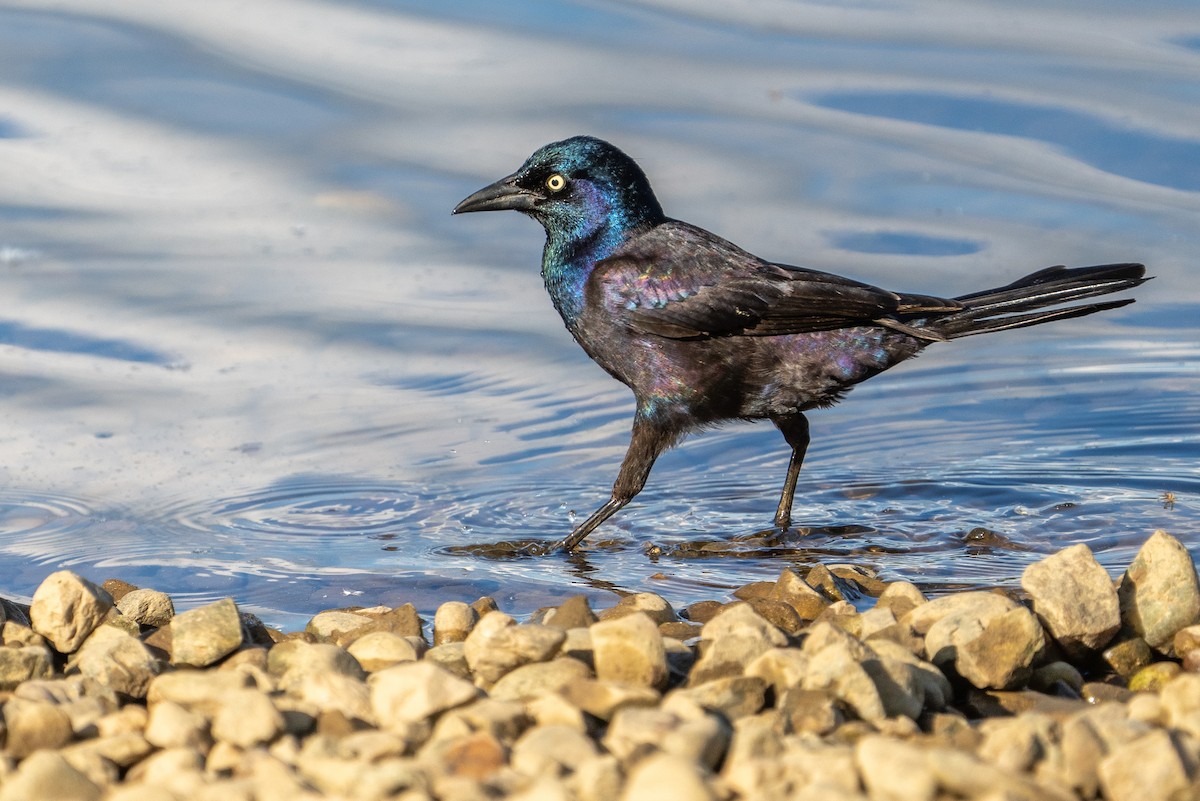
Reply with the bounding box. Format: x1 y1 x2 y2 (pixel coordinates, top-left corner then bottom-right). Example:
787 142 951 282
453 136 665 241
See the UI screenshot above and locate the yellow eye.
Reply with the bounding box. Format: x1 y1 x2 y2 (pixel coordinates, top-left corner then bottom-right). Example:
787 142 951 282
546 173 566 192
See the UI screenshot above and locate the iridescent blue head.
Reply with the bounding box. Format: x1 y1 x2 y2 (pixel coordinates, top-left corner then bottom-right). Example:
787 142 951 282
454 136 666 324
453 136 665 240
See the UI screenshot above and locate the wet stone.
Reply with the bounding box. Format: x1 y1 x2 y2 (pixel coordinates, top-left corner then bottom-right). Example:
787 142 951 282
170 597 244 668
30 570 114 654
543 595 598 630
1129 661 1182 692
1102 630 1154 678
681 600 725 625
115 588 175 628
744 597 804 636
772 567 831 620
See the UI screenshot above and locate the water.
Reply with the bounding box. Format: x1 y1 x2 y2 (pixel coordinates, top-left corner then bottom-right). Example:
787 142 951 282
0 0 1196 630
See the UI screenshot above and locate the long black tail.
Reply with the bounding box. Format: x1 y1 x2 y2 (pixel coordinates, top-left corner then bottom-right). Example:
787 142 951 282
916 262 1148 340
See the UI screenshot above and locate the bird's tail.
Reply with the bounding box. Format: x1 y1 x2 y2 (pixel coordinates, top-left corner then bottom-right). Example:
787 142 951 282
910 262 1148 341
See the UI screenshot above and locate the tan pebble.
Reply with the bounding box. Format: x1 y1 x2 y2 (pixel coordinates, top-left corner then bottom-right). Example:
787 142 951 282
30 570 114 654
347 630 420 672
1098 729 1191 801
462 612 565 687
561 678 659 721
371 660 480 728
433 601 479 644
511 723 599 777
0 750 100 801
1128 661 1182 692
620 752 715 801
0 644 54 690
2 698 74 757
598 592 677 624
591 612 668 690
543 595 597 630
569 755 623 801
524 691 587 731
490 656 593 701
170 598 244 667
1117 530 1200 651
212 688 285 748
855 734 937 801
145 700 211 750
116 588 175 628
1022 543 1121 658
71 624 161 698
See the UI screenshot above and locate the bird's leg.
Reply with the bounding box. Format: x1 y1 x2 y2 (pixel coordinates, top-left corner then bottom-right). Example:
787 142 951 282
550 414 672 553
771 414 811 529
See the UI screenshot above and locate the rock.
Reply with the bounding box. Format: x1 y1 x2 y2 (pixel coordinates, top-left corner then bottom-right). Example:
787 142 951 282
490 656 592 701
682 600 725 625
771 568 830 619
1098 729 1193 801
604 705 726 768
621 751 715 801
669 676 766 719
744 598 804 636
733 581 775 601
1030 661 1084 694
433 601 479 644
288 670 374 723
1175 624 1200 656
1101 630 1153 678
70 624 161 697
463 612 565 687
370 660 479 728
305 610 374 643
924 597 1045 689
1022 543 1120 657
1129 661 1182 692
421 729 507 782
0 644 54 690
875 581 927 619
3 697 75 756
598 593 678 625
2 620 48 648
115 588 175 628
355 603 424 640
855 734 937 801
562 678 660 720
429 697 529 748
689 603 787 685
801 634 887 721
591 612 668 690
29 570 114 653
777 687 843 735
0 750 100 801
170 597 244 667
346 630 421 672
570 755 624 801
544 595 598 630
976 713 1055 773
269 640 365 685
511 723 598 777
744 647 809 695
424 641 471 680
526 690 587 731
212 688 285 747
144 700 211 750
147 668 257 716
1118 530 1200 651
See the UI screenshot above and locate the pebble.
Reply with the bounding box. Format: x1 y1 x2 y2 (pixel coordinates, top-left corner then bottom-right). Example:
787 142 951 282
8 531 1200 801
29 570 113 653
170 597 245 667
115 588 175 628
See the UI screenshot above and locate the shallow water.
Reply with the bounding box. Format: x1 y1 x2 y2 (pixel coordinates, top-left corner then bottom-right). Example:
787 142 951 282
0 0 1197 629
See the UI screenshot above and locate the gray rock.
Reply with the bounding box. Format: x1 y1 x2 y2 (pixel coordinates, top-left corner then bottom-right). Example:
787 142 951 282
462 612 565 687
433 601 479 645
212 688 285 747
1118 530 1200 651
370 660 480 727
29 570 114 654
144 700 211 750
1098 729 1193 801
170 597 244 667
591 612 668 690
0 644 53 690
0 750 100 801
3 697 75 757
855 734 937 801
346 630 421 672
115 588 175 628
1022 543 1120 658
489 656 592 702
621 752 716 801
70 624 161 697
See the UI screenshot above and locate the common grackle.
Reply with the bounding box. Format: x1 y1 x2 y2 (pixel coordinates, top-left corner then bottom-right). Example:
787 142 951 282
453 136 1147 552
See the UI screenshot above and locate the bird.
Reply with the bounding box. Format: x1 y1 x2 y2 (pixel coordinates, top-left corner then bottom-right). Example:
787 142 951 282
453 135 1147 553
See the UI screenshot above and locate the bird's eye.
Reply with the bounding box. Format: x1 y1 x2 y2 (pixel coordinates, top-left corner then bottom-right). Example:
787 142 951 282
546 173 566 192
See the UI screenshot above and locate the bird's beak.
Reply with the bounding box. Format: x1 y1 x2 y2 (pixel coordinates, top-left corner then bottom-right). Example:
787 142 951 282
453 174 535 214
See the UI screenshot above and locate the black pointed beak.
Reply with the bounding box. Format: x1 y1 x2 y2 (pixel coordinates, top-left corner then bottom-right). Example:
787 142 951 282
453 174 535 214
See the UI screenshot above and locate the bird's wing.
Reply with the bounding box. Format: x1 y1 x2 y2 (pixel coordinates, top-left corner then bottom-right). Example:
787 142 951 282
591 221 960 340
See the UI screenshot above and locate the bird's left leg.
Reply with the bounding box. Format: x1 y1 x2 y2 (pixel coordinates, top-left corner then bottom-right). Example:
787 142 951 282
771 413 810 529
550 413 673 553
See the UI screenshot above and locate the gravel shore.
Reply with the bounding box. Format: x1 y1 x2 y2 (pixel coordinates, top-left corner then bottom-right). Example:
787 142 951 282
1 529 1199 800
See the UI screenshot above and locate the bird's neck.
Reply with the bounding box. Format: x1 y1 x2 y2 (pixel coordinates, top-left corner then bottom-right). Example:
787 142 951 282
540 215 634 327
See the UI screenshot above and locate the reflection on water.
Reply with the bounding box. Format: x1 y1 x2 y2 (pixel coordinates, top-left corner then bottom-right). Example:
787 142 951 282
0 0 1196 628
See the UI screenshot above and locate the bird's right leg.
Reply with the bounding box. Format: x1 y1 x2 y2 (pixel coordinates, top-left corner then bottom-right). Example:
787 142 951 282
771 413 810 529
550 414 673 553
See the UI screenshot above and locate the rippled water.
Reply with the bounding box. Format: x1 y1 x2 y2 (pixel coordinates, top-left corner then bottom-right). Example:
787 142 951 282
0 0 1197 629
